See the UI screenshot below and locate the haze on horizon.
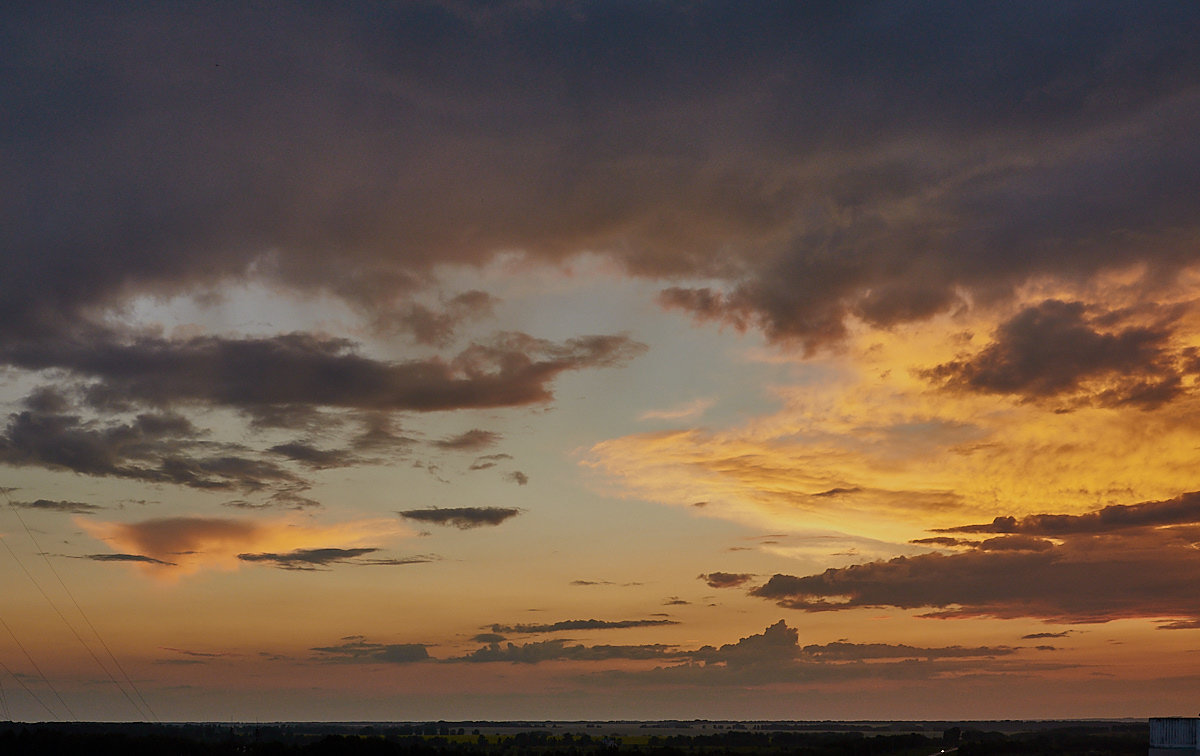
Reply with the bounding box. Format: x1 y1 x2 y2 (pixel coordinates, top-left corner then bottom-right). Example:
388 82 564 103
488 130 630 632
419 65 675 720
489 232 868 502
3 0 1200 722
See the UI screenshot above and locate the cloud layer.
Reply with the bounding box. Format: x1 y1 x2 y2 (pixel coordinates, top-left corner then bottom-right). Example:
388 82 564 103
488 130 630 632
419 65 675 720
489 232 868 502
749 492 1200 625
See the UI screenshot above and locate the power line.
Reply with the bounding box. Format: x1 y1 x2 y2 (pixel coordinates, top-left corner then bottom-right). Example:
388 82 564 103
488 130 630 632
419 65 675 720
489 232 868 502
0 613 71 720
0 656 55 721
0 494 157 721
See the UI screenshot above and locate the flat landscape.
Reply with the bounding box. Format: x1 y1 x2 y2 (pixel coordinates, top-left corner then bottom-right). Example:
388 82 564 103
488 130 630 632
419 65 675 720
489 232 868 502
0 720 1150 755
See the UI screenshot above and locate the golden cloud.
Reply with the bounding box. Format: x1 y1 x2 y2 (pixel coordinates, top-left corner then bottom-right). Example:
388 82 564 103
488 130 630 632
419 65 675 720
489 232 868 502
586 276 1200 544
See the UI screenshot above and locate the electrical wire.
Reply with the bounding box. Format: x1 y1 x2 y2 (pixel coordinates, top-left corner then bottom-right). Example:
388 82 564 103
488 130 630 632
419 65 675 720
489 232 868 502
1 494 157 721
0 613 71 720
0 656 55 721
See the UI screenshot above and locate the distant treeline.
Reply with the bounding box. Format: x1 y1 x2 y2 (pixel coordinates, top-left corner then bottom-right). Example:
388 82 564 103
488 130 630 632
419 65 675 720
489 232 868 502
0 721 1149 756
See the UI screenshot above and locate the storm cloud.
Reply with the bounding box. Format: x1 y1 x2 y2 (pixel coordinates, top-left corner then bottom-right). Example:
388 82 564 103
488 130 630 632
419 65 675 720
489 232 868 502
3 3 1197 355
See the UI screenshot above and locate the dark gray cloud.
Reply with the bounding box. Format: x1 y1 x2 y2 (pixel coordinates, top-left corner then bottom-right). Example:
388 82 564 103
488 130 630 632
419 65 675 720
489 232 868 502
471 633 506 644
398 506 521 529
434 429 500 451
939 490 1200 536
237 547 432 570
910 536 977 548
1156 619 1200 631
750 493 1200 624
3 2 1197 358
267 442 356 469
160 647 230 659
1021 631 1072 640
377 291 497 346
489 619 678 634
237 547 379 570
923 300 1193 408
311 638 430 664
12 498 103 514
0 332 637 495
0 409 302 492
698 572 755 589
84 553 175 566
0 332 645 415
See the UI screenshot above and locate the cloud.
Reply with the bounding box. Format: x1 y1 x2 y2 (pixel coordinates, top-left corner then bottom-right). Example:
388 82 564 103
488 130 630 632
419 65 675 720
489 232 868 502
160 647 231 659
311 638 430 664
638 398 715 422
698 572 755 589
238 548 435 570
11 498 103 514
0 409 304 494
589 621 1063 688
267 443 356 469
489 619 679 634
1021 631 1072 640
83 553 176 566
569 580 643 588
397 506 521 529
3 2 1196 364
748 493 1200 624
468 453 512 471
799 641 1016 661
923 300 1192 409
471 633 506 644
449 639 679 665
434 429 500 451
689 620 802 666
79 515 410 578
506 471 529 486
376 290 497 346
1 332 646 416
237 547 381 570
938 490 1200 536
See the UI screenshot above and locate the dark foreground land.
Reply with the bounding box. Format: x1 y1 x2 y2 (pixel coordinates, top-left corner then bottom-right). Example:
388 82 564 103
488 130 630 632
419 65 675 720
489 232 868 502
0 720 1149 755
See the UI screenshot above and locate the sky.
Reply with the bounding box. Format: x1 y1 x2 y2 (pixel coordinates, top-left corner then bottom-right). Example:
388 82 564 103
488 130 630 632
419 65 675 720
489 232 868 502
2 0 1200 722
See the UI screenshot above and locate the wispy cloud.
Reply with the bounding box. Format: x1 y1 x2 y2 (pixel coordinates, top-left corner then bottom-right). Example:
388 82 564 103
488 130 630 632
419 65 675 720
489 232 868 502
489 619 678 634
638 398 715 422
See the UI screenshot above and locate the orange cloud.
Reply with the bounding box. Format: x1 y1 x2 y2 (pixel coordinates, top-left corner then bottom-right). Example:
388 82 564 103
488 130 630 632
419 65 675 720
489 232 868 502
586 276 1200 544
79 515 412 579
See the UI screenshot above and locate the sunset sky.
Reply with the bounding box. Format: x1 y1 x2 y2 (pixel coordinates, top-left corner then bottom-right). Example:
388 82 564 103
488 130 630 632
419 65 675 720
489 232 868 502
4 1 1200 722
